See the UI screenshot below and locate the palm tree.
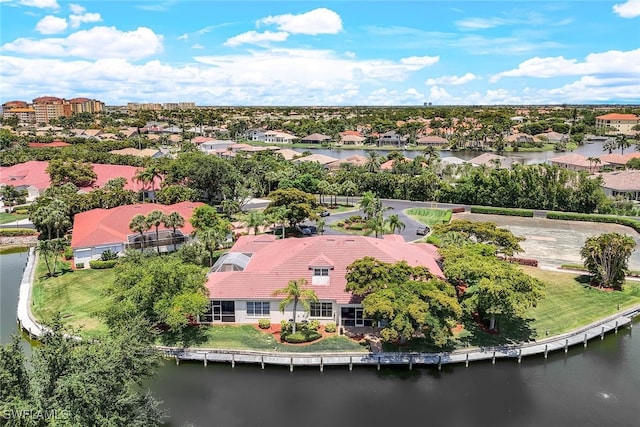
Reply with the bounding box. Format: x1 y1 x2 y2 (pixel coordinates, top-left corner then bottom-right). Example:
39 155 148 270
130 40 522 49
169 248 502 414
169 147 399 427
385 214 405 234
317 219 326 236
146 210 166 254
272 278 318 334
341 180 358 206
129 214 150 250
364 213 386 238
36 239 54 277
359 191 376 219
134 165 163 202
163 211 185 252
317 180 330 205
603 139 617 154
245 211 265 235
365 151 381 173
616 134 631 155
196 227 228 267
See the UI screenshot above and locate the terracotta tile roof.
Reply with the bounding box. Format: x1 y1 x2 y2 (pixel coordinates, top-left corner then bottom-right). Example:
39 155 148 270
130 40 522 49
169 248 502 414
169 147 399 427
71 201 204 249
206 235 444 304
380 157 411 170
596 113 638 121
27 141 70 148
549 153 609 168
340 130 363 137
0 160 161 192
468 153 507 166
295 153 339 165
599 170 640 192
275 148 302 160
326 155 368 169
300 133 331 142
598 153 628 165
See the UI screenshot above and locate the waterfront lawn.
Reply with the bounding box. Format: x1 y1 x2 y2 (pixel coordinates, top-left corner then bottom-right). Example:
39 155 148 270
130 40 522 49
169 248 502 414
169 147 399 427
31 259 112 339
405 208 452 227
0 212 29 224
161 324 367 352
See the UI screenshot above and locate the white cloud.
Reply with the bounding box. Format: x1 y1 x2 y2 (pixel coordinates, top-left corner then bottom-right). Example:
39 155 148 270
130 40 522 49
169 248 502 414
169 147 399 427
177 34 188 41
20 0 58 8
69 11 102 28
259 8 342 35
1 26 163 60
35 15 67 34
191 43 204 49
224 31 289 47
491 49 640 81
344 51 356 58
455 17 507 30
69 3 84 14
613 0 640 18
426 73 478 86
400 56 440 67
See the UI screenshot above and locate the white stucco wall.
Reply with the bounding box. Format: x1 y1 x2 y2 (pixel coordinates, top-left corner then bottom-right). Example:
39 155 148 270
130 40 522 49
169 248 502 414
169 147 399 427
73 243 123 266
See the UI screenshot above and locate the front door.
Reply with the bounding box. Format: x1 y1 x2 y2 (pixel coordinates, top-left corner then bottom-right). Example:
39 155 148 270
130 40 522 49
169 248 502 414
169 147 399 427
355 308 364 327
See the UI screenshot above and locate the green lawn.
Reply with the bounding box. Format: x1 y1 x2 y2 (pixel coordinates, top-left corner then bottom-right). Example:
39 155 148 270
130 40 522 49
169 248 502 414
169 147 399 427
31 259 113 339
0 212 29 224
405 208 452 227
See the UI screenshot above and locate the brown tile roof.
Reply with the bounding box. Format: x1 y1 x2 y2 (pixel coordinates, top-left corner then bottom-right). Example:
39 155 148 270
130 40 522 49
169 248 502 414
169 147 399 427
549 153 609 168
596 113 638 121
600 170 640 192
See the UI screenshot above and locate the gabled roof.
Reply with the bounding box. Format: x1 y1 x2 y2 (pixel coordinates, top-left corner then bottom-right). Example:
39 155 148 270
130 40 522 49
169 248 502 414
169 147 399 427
206 235 444 304
300 133 331 142
109 148 163 157
71 201 203 249
416 135 448 144
468 153 507 166
380 157 411 170
599 170 640 192
326 155 368 169
275 148 302 160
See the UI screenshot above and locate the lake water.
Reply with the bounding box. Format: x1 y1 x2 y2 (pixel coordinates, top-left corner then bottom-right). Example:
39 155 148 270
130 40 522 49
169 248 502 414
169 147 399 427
2 251 639 427
296 141 611 164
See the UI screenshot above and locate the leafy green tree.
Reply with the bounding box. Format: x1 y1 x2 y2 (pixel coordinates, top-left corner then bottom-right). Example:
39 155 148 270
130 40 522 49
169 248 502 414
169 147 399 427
0 319 166 426
359 190 377 219
244 210 266 235
197 226 228 267
104 256 209 334
155 184 199 205
30 198 71 240
189 205 227 231
163 211 185 252
580 233 636 290
272 278 318 334
345 257 461 345
440 244 545 330
433 219 524 256
46 158 97 187
341 179 358 206
264 188 319 229
129 214 150 250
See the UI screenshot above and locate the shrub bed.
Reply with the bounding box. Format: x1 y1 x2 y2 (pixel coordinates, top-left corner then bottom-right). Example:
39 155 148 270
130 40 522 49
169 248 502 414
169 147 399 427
282 330 322 344
471 206 534 217
546 212 640 232
258 319 271 329
89 260 118 269
348 223 364 231
500 256 539 267
324 322 337 333
0 228 38 236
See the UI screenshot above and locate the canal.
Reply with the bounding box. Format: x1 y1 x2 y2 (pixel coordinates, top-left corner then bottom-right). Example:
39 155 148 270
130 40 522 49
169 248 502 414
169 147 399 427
2 250 638 427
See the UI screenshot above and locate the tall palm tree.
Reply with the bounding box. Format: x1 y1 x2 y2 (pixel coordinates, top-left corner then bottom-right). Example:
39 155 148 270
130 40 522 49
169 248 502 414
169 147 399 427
146 210 166 254
163 211 185 252
272 278 318 334
134 165 163 202
316 219 326 236
359 191 376 219
196 227 228 267
616 134 630 155
36 239 54 277
245 211 265 235
365 151 381 173
129 214 150 250
317 180 330 205
341 180 358 206
385 214 405 234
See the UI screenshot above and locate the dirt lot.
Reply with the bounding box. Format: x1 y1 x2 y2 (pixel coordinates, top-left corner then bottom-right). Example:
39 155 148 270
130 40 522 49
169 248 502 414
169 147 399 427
454 213 640 269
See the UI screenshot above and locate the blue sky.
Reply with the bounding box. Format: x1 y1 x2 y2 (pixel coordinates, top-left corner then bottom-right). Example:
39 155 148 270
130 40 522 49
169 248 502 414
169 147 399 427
1 0 639 105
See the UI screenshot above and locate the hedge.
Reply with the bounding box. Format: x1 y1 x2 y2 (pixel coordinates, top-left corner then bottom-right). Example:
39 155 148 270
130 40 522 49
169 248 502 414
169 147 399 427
282 330 322 344
470 206 534 217
500 256 539 267
546 212 640 233
324 322 337 333
89 259 118 269
0 228 38 237
348 223 364 231
258 319 271 329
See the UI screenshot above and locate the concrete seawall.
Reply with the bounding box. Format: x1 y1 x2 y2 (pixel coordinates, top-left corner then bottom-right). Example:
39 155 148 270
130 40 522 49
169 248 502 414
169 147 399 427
16 247 639 369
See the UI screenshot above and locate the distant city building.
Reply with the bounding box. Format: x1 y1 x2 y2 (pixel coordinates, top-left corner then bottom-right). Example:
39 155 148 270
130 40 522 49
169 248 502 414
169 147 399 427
1 96 104 124
68 97 104 114
127 102 196 111
2 100 35 124
595 113 639 135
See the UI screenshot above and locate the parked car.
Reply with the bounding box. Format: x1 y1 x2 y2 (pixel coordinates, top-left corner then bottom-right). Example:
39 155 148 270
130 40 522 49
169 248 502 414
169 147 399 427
319 210 330 217
416 226 429 236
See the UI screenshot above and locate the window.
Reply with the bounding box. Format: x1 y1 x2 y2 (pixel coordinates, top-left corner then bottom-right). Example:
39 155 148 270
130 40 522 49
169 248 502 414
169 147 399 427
313 268 330 277
310 302 332 318
246 301 270 317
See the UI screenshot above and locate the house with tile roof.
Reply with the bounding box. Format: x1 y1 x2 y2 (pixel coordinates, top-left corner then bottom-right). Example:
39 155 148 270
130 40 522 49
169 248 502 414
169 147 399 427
599 170 640 201
300 133 331 144
0 160 161 201
71 201 203 266
294 153 339 166
468 153 510 168
548 153 608 173
203 234 443 327
595 113 639 135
